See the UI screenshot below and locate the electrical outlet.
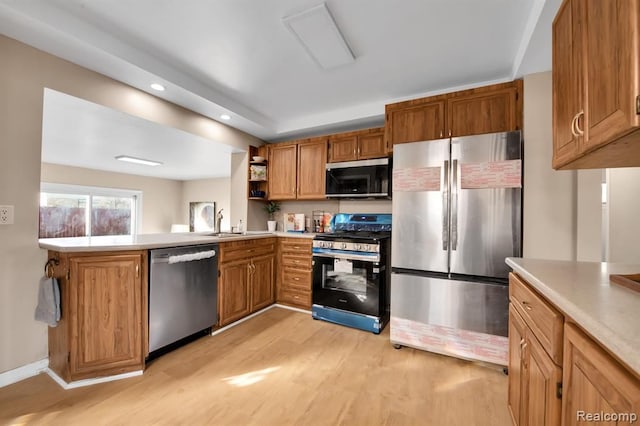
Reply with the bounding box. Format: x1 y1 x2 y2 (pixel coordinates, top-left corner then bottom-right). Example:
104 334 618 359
0 205 14 225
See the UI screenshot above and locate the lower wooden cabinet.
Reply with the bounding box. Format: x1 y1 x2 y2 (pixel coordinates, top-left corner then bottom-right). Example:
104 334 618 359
509 272 640 426
562 323 640 426
276 238 313 310
218 238 275 326
509 305 562 426
47 250 146 382
218 260 251 326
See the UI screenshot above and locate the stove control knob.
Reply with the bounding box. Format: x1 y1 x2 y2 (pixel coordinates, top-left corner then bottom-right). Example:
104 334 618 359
341 242 348 250
361 244 369 251
324 242 332 249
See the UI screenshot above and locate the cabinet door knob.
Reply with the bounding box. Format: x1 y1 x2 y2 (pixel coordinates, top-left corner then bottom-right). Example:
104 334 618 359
522 301 532 311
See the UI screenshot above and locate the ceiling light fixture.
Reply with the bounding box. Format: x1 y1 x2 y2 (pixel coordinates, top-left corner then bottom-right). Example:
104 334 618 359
150 83 165 91
283 3 355 70
115 155 163 167
220 114 231 120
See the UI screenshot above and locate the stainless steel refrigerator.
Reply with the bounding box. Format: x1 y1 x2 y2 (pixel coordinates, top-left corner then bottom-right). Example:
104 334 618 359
390 130 522 366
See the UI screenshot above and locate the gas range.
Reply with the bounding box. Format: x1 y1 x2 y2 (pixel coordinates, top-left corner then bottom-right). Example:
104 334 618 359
311 213 392 334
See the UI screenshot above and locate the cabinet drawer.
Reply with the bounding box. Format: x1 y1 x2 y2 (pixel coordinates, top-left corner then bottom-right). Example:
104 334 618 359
509 273 563 365
280 239 312 254
281 254 312 269
220 239 275 263
278 287 311 309
282 269 311 291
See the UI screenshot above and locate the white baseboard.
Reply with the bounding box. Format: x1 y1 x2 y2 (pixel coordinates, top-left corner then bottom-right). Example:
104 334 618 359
0 358 49 388
273 303 312 315
45 368 143 390
210 304 310 337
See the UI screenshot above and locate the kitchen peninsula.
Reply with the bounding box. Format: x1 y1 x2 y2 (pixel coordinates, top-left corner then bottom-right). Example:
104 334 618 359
506 258 640 425
39 232 314 387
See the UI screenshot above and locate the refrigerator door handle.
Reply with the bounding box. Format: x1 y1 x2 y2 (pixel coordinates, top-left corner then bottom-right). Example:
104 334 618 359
442 160 449 250
451 159 459 250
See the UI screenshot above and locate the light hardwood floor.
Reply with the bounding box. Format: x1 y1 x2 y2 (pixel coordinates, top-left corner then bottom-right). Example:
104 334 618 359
0 307 511 425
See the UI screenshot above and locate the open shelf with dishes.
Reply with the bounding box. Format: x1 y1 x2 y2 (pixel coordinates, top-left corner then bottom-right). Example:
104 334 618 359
248 145 268 200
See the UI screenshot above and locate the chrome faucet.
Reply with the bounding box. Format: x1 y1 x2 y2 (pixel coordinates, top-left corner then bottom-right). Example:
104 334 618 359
216 208 223 233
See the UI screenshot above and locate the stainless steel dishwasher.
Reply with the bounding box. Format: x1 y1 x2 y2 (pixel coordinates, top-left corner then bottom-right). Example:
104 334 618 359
149 244 218 354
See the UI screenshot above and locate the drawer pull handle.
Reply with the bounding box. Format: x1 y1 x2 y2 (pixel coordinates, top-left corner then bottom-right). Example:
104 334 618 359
294 277 300 281
294 295 299 299
522 301 532 311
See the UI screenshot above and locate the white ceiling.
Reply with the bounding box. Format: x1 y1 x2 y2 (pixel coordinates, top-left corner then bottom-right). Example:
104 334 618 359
1 0 562 179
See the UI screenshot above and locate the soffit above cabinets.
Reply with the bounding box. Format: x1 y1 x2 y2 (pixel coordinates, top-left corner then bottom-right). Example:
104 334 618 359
0 0 562 141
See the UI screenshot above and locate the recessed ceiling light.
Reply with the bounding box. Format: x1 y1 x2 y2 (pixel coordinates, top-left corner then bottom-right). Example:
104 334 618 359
150 83 165 91
220 114 231 120
115 155 163 167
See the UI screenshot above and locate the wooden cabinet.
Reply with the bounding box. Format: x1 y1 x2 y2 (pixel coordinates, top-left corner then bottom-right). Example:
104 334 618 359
218 260 251 326
248 145 268 200
385 80 522 146
328 127 386 162
218 238 276 326
509 272 640 426
552 0 640 169
562 322 640 425
386 101 445 145
297 138 327 199
47 250 146 382
276 238 313 310
508 273 563 426
447 85 519 137
268 138 327 201
268 143 298 200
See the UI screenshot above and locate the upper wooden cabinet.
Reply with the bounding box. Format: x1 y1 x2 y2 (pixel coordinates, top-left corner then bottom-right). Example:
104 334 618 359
447 85 519 137
328 127 386 162
386 101 446 145
268 143 298 200
385 80 522 147
552 0 640 169
297 137 327 199
268 137 327 201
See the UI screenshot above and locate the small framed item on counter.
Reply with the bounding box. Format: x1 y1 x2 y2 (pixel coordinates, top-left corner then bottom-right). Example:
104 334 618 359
285 213 305 232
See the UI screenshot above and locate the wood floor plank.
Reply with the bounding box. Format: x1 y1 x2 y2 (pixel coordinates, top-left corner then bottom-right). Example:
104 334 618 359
0 307 511 425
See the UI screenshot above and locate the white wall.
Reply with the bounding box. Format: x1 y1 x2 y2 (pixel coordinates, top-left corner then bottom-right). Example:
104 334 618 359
522 72 577 260
608 168 640 263
182 178 231 231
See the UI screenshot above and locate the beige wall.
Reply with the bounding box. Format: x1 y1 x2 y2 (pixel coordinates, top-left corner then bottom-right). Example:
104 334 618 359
182 178 231 231
576 170 603 262
41 163 183 234
522 72 577 261
0 34 262 374
608 168 640 263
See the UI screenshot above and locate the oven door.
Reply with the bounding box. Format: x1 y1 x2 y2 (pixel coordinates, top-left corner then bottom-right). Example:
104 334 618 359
312 253 384 317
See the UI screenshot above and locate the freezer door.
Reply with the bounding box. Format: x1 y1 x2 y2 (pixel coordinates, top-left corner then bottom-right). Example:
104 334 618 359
390 272 509 337
449 131 522 279
391 138 450 273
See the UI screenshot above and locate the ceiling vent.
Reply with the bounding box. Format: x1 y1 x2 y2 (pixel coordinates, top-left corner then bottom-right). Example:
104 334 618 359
283 3 355 69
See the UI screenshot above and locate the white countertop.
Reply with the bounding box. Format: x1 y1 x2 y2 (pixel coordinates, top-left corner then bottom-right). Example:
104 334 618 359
39 231 316 252
506 257 640 375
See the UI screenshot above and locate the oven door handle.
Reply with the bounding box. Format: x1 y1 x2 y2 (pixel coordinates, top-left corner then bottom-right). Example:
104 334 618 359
312 252 380 263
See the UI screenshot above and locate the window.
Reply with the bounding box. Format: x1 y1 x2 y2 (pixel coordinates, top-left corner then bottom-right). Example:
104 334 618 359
39 183 141 238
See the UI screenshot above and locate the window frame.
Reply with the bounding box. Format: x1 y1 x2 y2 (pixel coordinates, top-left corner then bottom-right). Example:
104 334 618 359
40 182 143 238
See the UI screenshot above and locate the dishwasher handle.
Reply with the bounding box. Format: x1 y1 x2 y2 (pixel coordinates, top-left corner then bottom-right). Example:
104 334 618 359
152 250 217 264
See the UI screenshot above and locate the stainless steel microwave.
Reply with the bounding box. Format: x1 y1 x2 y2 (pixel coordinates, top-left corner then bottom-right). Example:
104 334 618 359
325 158 391 199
